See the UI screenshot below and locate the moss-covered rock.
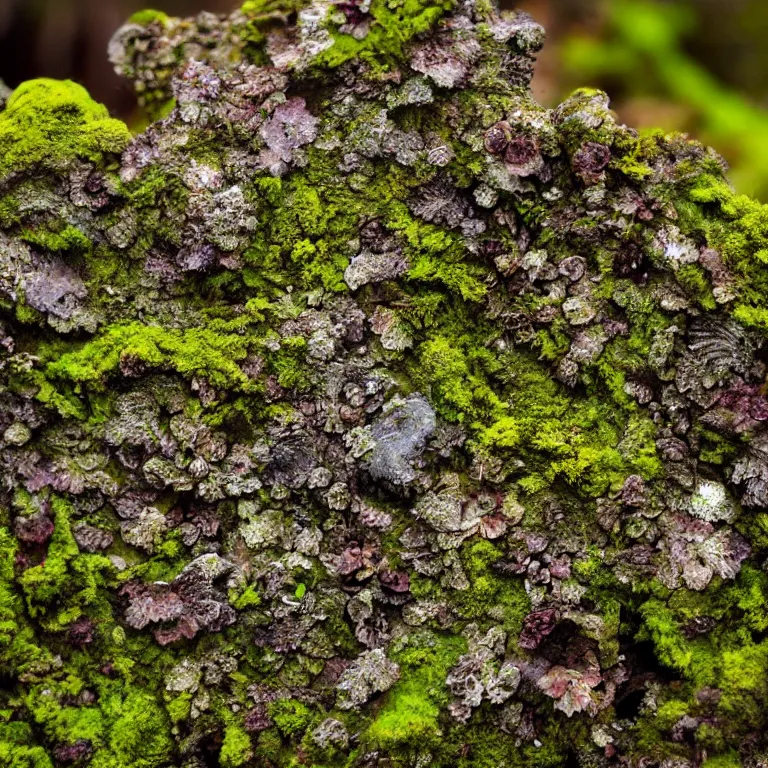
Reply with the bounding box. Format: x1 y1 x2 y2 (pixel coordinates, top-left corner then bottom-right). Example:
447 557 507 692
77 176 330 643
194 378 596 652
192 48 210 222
2 0 768 766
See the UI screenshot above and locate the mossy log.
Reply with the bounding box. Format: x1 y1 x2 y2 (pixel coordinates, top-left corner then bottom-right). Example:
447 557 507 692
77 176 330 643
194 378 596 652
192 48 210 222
1 1 768 767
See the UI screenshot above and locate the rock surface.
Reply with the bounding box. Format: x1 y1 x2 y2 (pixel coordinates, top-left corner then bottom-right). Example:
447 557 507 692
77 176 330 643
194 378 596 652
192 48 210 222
1 0 768 766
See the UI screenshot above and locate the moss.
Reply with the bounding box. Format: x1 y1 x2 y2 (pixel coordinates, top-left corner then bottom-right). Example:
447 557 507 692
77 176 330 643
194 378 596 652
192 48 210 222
165 693 192 724
701 754 743 768
675 176 768 328
366 680 442 750
99 692 175 767
611 152 653 181
18 682 175 768
717 642 768 729
46 322 256 392
24 687 106 747
384 201 491 302
21 224 91 255
0 531 54 677
253 728 284 764
269 335 312 391
229 584 262 610
219 722 252 767
472 349 659 496
0 79 130 178
451 540 531 635
18 498 116 624
637 599 693 673
413 334 504 423
310 0 455 73
241 0 308 16
14 302 44 327
0 723 54 768
441 715 589 768
367 633 465 753
268 699 313 738
122 167 190 252
128 9 170 25
288 238 349 293
696 722 728 754
675 263 717 309
243 169 361 294
697 426 739 466
630 574 768 752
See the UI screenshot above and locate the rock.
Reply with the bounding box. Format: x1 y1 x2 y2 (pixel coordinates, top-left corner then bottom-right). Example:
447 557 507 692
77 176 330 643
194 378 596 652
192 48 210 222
0 0 767 763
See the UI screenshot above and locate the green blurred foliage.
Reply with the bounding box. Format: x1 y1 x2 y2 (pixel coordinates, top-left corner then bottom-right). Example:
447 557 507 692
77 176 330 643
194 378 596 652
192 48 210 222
559 0 768 200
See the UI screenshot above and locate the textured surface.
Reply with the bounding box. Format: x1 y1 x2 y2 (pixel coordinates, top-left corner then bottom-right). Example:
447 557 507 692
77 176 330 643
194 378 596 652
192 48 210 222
2 1 768 767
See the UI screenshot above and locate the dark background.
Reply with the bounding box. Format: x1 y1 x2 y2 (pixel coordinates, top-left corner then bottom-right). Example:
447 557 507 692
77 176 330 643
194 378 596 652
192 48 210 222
2 0 768 196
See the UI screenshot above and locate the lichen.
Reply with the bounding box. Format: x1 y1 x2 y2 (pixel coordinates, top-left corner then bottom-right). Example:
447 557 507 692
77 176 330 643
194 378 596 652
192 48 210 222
2 0 768 766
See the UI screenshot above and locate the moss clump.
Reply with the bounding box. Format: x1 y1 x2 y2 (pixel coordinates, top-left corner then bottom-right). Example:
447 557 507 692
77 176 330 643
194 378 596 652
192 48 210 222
310 0 456 73
268 698 313 738
0 79 131 177
219 723 252 767
127 9 170 25
46 322 257 393
368 634 465 752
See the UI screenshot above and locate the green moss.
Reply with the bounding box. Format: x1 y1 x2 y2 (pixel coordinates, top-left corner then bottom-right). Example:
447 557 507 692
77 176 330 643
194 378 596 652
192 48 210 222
675 263 717 309
310 0 455 73
718 642 768 729
611 151 653 181
24 688 106 746
630 573 768 752
0 79 130 177
165 693 192 724
219 722 252 767
241 0 308 16
14 302 44 326
696 722 728 754
128 9 170 25
0 530 54 677
367 633 465 752
451 540 531 635
366 680 441 750
701 754 742 768
413 334 504 423
243 169 360 293
267 699 313 738
253 728 284 764
99 692 175 768
19 683 175 768
18 498 115 624
638 599 693 672
675 177 768 330
0 721 54 768
21 224 91 254
474 349 660 496
288 238 349 293
46 322 256 392
229 584 262 610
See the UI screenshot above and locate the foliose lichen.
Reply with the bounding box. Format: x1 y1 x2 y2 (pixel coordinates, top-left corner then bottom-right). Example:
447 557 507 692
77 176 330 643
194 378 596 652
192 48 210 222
2 0 768 766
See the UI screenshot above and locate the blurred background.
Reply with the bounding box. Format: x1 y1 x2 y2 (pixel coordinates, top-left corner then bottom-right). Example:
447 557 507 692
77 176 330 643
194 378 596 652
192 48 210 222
1 0 767 198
